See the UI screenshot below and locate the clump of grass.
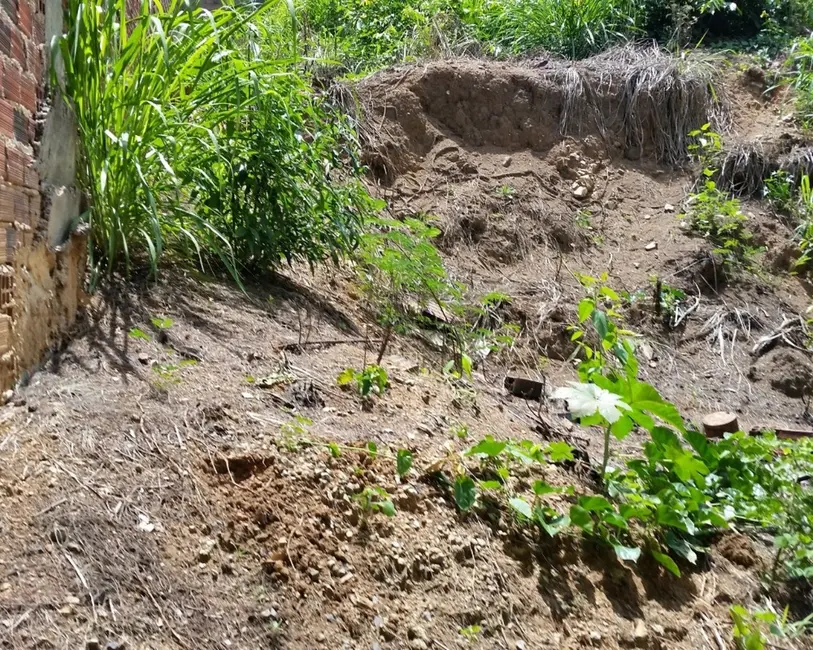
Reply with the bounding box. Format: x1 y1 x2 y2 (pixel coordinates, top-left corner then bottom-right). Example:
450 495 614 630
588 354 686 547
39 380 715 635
57 0 376 286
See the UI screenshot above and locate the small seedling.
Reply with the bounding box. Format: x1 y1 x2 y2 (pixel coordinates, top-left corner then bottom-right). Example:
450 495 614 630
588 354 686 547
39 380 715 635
449 422 470 439
151 316 174 330
337 365 389 397
495 184 515 200
353 486 396 517
279 415 312 451
396 449 413 477
129 327 150 341
459 624 482 642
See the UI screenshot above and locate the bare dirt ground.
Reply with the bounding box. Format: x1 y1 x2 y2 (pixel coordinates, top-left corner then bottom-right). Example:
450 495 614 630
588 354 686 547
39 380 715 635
2 53 813 650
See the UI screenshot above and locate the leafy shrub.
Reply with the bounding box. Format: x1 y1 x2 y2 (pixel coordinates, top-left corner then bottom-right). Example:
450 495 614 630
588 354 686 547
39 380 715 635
58 0 376 284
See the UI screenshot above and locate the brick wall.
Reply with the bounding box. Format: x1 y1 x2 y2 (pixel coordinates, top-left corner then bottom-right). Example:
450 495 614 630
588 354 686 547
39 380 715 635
0 0 87 390
0 0 43 372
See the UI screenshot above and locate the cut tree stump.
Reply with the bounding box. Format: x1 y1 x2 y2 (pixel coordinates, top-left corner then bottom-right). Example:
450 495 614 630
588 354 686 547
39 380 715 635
702 411 739 438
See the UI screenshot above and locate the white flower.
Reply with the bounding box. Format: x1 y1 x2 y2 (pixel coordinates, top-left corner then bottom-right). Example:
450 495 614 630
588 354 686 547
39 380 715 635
552 382 630 424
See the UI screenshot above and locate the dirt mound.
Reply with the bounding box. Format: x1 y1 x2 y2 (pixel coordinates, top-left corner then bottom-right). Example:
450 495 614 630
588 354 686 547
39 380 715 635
357 47 728 181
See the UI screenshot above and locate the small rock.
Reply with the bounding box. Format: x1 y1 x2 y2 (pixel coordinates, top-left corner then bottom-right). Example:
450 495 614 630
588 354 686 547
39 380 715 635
664 203 675 212
137 353 150 365
105 643 125 650
634 619 648 647
409 641 428 650
57 605 73 616
590 631 602 645
0 389 13 405
316 633 326 643
515 641 526 650
0 583 9 591
644 214 652 220
260 608 278 620
645 241 658 251
573 185 589 199
408 626 428 641
86 639 101 650
65 596 81 606
502 156 512 167
198 537 217 563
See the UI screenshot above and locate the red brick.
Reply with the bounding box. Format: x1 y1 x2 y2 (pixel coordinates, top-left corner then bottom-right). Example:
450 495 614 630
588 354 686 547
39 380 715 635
25 40 40 82
0 182 28 224
0 100 15 140
23 163 36 190
31 12 41 43
18 72 33 111
10 29 23 64
0 228 13 264
4 146 24 186
2 62 20 105
17 0 30 36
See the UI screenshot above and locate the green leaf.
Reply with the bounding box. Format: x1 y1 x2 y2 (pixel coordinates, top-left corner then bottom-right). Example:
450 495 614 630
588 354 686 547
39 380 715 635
509 497 533 519
546 441 574 462
665 532 698 564
600 286 620 302
128 327 150 341
328 442 341 458
577 298 594 323
454 475 476 512
337 368 356 386
377 499 396 517
610 415 635 440
396 449 413 477
578 495 613 512
652 550 681 577
536 511 570 537
569 505 593 532
465 436 507 458
613 545 641 563
367 441 378 459
532 480 558 495
592 310 609 340
478 480 502 490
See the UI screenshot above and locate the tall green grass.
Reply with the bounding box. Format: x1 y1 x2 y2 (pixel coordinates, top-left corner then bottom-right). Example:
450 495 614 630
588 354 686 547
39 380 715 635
56 0 376 284
787 37 813 129
467 0 643 59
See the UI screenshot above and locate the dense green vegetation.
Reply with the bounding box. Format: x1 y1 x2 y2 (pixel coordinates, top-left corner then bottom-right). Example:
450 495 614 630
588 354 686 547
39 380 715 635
56 0 377 284
271 0 813 72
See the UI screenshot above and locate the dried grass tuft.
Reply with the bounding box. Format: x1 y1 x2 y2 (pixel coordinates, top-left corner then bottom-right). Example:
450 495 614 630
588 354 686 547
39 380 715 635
717 143 772 197
615 47 730 165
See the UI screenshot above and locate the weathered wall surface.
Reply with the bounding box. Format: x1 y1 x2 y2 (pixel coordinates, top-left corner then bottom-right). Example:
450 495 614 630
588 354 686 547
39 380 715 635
0 0 86 389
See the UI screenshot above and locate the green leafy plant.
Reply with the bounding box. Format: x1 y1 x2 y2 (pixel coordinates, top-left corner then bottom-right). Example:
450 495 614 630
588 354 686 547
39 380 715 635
280 415 313 451
763 169 794 212
337 365 389 397
682 175 757 267
353 486 396 517
458 624 482 642
356 216 464 363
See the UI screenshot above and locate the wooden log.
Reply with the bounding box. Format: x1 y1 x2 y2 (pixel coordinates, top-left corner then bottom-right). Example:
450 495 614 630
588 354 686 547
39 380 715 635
702 411 739 438
504 375 544 401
